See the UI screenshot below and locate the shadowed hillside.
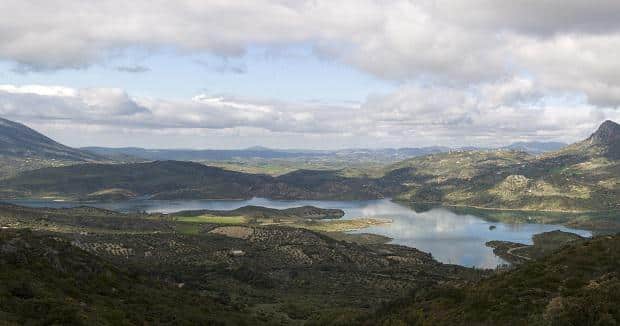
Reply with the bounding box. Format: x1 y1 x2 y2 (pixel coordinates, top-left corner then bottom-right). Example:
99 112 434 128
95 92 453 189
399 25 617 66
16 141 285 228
366 233 620 325
0 117 100 161
0 160 398 201
0 204 483 324
0 229 261 325
0 117 107 178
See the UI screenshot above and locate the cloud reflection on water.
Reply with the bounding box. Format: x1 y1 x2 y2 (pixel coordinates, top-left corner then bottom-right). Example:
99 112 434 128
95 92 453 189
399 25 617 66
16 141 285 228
10 197 592 268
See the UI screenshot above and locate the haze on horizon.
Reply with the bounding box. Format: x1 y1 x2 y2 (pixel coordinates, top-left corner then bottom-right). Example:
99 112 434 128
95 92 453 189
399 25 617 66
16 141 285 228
1 1 620 150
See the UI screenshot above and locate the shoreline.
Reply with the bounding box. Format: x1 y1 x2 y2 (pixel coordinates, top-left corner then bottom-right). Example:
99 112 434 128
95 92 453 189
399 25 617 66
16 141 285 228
9 196 620 214
400 199 620 214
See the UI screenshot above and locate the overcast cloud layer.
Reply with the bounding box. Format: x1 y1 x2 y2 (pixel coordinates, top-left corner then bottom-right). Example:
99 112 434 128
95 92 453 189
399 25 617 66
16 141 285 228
1 0 620 148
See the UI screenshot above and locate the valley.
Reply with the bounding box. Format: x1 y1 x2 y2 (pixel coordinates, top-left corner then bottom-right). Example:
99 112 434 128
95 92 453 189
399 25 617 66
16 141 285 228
1 201 617 325
1 117 619 324
0 203 485 324
4 197 594 268
5 3 620 324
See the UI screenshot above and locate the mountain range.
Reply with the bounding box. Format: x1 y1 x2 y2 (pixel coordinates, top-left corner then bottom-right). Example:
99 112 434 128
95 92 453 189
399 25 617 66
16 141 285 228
0 116 566 166
0 116 617 212
83 143 566 162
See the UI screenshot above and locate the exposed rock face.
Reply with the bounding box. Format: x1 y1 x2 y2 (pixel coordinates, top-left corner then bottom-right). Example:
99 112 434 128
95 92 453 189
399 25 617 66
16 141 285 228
587 120 620 159
498 174 530 191
588 120 620 145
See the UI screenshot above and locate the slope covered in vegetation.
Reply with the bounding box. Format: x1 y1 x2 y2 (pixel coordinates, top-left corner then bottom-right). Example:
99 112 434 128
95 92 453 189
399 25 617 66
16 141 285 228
367 233 620 325
0 229 259 325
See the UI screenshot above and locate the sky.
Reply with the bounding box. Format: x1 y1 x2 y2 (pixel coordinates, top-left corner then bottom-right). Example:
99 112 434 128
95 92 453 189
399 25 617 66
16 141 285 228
1 0 620 149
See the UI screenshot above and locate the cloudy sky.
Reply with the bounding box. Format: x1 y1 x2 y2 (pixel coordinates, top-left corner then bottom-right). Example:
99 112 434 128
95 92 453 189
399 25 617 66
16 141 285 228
1 0 620 149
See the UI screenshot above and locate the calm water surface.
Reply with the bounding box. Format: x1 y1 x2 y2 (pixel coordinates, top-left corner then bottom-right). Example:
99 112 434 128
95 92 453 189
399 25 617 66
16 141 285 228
9 198 591 268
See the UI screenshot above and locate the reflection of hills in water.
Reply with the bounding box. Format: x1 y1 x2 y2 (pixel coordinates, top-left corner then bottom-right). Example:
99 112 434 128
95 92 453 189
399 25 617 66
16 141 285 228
346 201 591 268
9 197 591 268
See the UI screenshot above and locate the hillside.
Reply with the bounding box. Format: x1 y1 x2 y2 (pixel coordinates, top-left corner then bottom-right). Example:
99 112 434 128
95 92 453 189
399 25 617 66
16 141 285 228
0 160 271 200
0 117 105 178
501 141 567 154
387 121 620 212
0 117 101 161
83 144 558 177
0 228 260 325
366 233 620 325
0 160 398 201
2 120 620 213
0 204 482 324
3 204 616 325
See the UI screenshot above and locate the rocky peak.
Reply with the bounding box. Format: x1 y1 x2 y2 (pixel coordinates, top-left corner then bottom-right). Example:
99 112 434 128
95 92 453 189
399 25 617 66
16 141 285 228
589 120 620 145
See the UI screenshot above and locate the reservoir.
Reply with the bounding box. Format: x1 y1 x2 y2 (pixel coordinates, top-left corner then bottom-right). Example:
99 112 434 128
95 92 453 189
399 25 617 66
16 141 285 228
9 197 592 268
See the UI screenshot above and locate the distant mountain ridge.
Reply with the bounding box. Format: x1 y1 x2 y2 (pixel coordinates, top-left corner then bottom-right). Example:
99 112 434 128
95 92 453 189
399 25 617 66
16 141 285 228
80 146 325 161
82 142 562 163
0 116 571 164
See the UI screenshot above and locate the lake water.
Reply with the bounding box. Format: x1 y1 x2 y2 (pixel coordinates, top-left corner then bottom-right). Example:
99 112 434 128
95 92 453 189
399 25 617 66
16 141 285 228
8 198 592 268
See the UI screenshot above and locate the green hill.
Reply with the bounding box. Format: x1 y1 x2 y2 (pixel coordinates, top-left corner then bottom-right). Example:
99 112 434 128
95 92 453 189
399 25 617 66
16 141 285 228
0 228 260 325
0 160 396 201
0 204 483 324
386 121 620 212
0 117 107 179
366 233 620 325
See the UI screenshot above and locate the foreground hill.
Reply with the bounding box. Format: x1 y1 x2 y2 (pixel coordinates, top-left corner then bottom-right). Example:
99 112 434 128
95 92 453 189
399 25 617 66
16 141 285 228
0 229 260 325
1 203 618 325
367 233 620 325
0 117 105 178
0 204 482 324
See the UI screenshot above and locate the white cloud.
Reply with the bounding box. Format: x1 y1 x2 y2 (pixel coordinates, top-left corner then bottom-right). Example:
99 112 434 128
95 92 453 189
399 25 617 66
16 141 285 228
513 34 620 107
2 1 620 105
2 1 510 84
0 85 77 97
2 1 620 147
1 82 618 148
